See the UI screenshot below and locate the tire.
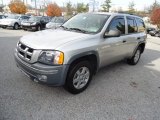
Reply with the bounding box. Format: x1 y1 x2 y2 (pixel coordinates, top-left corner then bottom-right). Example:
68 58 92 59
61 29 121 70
64 61 93 94
37 25 41 31
13 23 19 30
127 47 142 65
2 26 6 29
23 29 27 31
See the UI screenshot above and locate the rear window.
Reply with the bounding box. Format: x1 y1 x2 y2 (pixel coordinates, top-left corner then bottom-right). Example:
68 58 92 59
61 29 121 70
127 17 138 34
136 18 145 32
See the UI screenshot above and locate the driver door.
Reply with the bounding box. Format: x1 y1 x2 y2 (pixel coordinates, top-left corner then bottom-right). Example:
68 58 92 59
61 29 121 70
99 16 128 67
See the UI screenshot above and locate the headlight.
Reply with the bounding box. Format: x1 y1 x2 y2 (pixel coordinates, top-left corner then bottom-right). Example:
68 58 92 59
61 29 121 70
38 51 64 65
31 22 36 25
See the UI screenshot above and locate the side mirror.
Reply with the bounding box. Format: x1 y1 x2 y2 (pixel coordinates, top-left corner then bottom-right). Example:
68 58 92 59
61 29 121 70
104 30 121 38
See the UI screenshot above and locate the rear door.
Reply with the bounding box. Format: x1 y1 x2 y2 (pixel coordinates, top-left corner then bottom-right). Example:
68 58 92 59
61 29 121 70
124 16 147 57
124 16 139 57
135 18 146 40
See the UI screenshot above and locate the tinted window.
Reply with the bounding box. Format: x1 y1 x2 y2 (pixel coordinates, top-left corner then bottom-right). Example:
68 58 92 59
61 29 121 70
23 16 30 20
127 17 137 34
29 16 41 21
136 18 145 32
108 17 125 34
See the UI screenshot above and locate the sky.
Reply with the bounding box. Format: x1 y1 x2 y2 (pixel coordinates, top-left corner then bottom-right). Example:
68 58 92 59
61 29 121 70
0 0 159 10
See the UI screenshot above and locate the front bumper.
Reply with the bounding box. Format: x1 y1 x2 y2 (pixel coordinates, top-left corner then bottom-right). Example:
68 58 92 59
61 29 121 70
22 25 37 30
14 52 69 86
0 23 14 27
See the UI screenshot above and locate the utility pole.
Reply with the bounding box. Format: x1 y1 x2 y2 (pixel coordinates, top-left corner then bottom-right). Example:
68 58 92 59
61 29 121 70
92 0 95 12
35 0 37 15
43 0 45 16
1 0 4 5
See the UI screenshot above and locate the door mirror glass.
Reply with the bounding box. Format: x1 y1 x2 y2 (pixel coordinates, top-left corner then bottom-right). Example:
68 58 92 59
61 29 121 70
104 30 121 38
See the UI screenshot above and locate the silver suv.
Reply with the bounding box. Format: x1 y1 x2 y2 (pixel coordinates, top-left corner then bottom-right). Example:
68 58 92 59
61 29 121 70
14 13 147 94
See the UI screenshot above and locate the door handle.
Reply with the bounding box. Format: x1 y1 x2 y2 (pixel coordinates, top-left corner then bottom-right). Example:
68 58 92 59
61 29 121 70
122 40 126 43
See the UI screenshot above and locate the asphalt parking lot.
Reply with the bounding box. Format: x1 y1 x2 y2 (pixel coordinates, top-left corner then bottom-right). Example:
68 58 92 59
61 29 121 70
0 28 160 120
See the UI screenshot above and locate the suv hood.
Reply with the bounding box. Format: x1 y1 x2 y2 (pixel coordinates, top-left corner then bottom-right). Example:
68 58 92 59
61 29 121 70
20 29 91 50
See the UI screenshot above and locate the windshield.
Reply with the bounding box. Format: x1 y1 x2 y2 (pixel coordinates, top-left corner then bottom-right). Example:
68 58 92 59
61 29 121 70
62 13 109 33
29 16 41 21
6 15 20 19
51 17 64 23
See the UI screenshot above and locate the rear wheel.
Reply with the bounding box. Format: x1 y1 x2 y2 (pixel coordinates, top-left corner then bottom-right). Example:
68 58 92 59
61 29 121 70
127 47 142 65
64 61 93 94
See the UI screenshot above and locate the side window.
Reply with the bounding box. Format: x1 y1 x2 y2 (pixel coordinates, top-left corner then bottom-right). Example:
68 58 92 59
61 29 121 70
20 16 24 19
108 17 125 35
41 17 45 22
24 16 29 20
127 17 138 34
56 18 64 23
136 18 145 32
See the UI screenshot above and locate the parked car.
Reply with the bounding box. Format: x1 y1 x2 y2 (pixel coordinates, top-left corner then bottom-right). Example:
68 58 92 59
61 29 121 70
21 16 50 31
46 17 66 29
0 15 6 19
155 32 160 37
14 13 147 94
0 14 30 29
146 27 156 34
149 30 160 36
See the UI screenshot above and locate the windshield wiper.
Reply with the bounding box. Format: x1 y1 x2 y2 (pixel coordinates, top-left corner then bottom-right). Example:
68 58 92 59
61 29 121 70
60 25 69 30
69 28 88 33
60 26 89 33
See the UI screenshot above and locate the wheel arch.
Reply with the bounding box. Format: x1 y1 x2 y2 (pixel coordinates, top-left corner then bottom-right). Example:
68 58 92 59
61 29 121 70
139 42 145 53
14 22 19 26
131 42 146 57
67 51 100 75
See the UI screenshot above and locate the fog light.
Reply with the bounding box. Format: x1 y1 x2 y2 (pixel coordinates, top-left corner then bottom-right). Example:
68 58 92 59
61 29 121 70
37 75 47 82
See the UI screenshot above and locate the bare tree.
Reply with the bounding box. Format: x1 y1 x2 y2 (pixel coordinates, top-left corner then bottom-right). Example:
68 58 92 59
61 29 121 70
128 1 135 14
101 0 111 12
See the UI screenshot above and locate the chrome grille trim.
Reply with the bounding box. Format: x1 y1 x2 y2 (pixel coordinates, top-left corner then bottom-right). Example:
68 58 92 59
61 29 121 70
17 42 34 61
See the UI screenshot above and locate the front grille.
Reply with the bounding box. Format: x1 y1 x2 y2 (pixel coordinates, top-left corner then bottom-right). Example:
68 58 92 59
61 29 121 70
17 42 34 61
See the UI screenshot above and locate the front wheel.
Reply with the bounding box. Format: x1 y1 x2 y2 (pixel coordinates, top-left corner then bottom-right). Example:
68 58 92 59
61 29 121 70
13 23 19 30
127 47 142 65
2 26 7 29
64 61 93 94
37 25 41 31
23 28 27 31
